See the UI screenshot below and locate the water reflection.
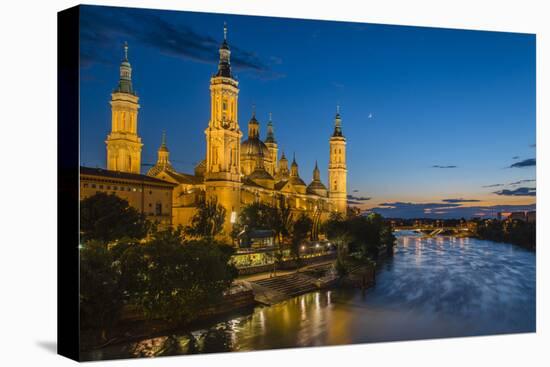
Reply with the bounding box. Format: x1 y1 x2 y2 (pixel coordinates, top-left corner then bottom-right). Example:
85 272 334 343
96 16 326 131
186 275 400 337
85 233 536 360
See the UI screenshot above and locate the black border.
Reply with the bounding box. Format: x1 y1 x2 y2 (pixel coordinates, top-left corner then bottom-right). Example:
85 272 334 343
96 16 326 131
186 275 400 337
57 5 80 361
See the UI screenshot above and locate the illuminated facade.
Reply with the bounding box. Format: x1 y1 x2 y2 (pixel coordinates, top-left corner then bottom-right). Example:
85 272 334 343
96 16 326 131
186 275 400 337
100 26 348 239
80 166 175 228
105 42 143 174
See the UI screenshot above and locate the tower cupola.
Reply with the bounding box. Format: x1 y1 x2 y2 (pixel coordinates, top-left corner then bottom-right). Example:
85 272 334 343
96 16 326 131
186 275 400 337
265 112 276 143
248 108 260 138
333 104 343 137
216 22 232 78
115 42 134 95
290 153 299 177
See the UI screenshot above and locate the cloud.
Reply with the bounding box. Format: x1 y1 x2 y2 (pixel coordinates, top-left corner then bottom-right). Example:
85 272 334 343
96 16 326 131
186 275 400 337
347 195 371 202
482 183 504 188
352 189 359 193
79 6 283 79
509 179 536 186
372 202 536 219
441 198 481 203
512 156 520 160
432 165 457 169
510 158 535 168
482 178 535 188
493 187 536 197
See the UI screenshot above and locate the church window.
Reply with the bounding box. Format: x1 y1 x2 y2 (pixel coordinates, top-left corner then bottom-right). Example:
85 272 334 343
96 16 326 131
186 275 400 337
83 183 88 188
128 156 132 169
91 184 96 189
155 203 162 215
99 185 104 190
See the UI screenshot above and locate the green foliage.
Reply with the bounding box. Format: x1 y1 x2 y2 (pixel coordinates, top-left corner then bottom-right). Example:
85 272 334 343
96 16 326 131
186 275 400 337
80 192 149 243
132 231 237 323
238 199 293 245
475 219 535 250
290 213 313 261
239 202 276 230
185 199 226 238
79 227 238 339
323 212 395 260
335 253 349 278
79 240 129 338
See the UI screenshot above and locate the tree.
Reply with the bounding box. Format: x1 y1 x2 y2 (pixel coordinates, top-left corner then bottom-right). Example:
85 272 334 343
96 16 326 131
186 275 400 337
185 199 226 239
290 213 313 264
133 230 238 323
238 202 275 230
79 240 128 340
272 197 293 245
80 192 149 243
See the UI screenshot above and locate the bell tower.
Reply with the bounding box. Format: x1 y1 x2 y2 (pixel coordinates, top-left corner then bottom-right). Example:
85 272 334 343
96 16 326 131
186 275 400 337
328 105 347 214
204 23 242 234
106 42 142 173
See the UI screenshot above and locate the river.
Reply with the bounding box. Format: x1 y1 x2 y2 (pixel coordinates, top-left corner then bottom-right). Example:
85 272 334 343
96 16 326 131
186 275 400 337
85 231 536 360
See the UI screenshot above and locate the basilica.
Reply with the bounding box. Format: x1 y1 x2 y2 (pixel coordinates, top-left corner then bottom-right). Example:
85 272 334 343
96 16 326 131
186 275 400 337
101 25 348 236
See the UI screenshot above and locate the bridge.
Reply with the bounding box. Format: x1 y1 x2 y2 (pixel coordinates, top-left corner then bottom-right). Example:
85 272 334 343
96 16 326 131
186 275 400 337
393 226 473 237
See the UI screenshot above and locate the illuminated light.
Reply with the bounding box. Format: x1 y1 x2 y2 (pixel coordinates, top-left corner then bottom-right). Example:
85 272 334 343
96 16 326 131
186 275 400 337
230 211 237 223
315 244 320 248
301 245 305 251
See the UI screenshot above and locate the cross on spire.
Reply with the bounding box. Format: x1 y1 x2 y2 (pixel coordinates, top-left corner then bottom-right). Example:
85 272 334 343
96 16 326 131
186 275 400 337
224 22 228 41
123 41 128 61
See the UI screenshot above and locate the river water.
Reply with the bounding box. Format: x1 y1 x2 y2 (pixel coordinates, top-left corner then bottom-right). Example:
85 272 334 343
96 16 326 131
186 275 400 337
86 231 536 360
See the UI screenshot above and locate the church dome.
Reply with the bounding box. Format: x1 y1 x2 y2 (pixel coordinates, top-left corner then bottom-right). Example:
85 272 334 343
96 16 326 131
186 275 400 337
241 137 270 158
289 176 307 187
248 167 274 181
307 180 328 196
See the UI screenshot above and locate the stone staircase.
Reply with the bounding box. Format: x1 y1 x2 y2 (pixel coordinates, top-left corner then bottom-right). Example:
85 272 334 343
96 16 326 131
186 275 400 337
247 272 319 304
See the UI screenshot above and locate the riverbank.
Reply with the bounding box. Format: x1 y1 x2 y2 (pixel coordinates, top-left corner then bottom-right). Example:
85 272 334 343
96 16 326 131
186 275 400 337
80 255 377 355
82 234 535 360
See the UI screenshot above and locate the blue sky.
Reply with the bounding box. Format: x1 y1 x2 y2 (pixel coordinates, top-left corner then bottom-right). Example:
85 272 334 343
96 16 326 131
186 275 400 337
79 5 536 218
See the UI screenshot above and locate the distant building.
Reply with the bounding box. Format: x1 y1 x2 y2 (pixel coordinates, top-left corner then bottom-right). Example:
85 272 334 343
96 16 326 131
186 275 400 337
509 212 527 221
80 166 176 228
497 211 536 222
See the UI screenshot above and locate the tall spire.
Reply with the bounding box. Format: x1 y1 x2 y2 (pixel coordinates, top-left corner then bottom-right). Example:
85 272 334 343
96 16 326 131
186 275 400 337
333 104 343 137
265 112 276 143
160 130 168 151
290 153 299 177
115 41 134 95
216 22 232 78
313 160 321 181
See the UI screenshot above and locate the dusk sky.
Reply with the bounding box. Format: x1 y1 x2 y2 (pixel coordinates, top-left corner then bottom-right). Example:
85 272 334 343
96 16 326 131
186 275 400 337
79 5 536 219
